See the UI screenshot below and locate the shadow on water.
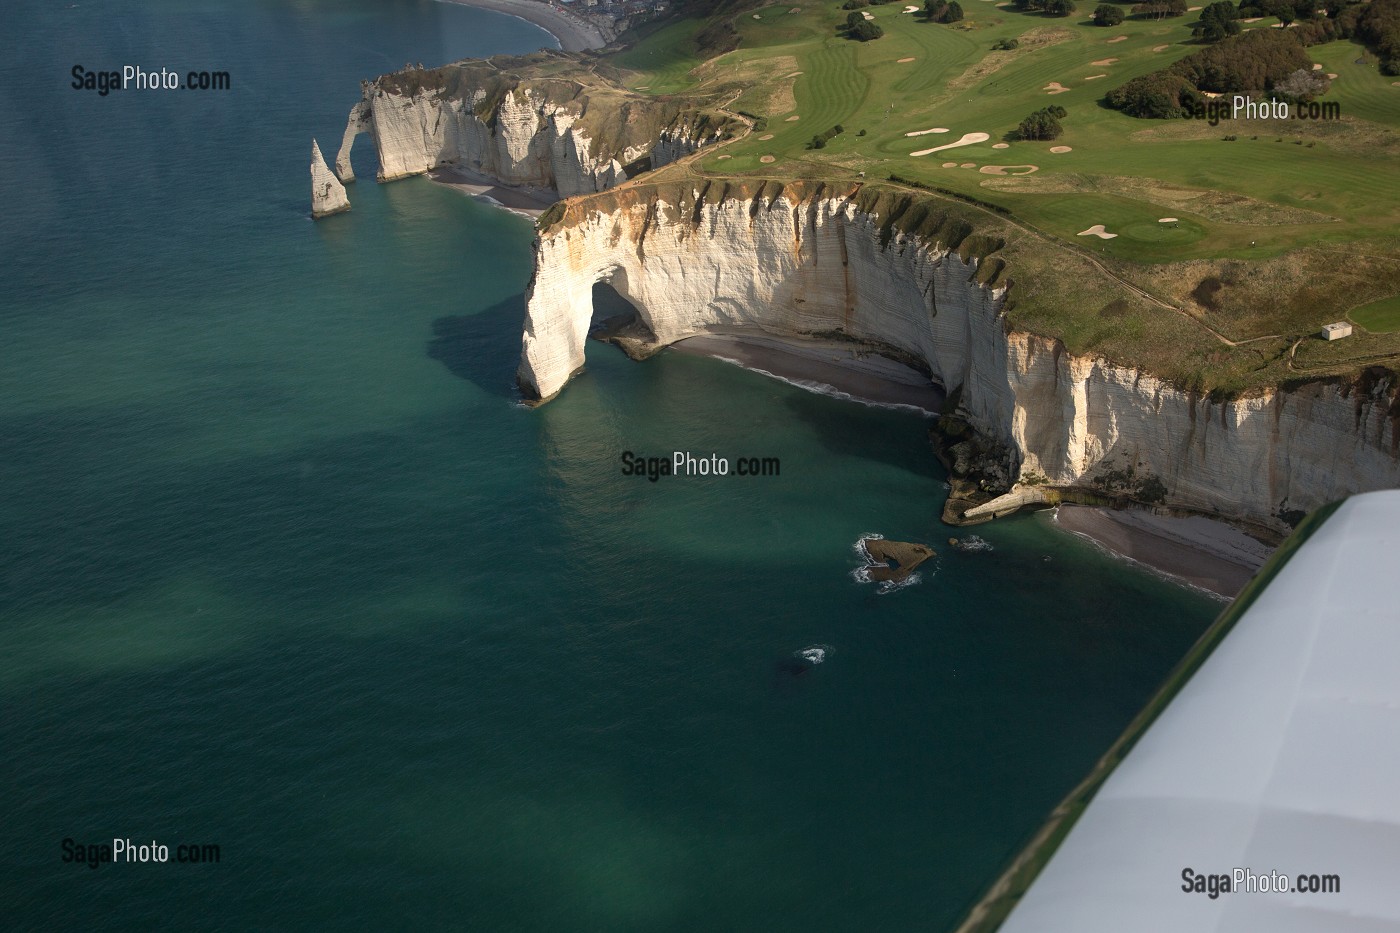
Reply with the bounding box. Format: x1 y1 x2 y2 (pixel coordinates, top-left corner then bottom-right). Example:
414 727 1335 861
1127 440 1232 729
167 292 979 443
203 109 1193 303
427 296 527 400
779 386 944 479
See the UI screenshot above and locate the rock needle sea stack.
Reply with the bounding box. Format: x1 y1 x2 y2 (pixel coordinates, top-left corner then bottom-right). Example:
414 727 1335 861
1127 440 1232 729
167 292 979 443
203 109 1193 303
310 139 350 219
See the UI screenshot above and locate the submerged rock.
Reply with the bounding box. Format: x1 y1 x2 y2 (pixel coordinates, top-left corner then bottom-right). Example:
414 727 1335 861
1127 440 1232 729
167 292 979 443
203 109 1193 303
310 139 349 219
862 539 935 582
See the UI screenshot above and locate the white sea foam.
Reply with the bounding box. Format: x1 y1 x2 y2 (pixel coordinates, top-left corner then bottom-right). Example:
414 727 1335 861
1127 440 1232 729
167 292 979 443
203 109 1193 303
798 645 832 664
876 572 924 595
851 534 928 593
956 535 994 552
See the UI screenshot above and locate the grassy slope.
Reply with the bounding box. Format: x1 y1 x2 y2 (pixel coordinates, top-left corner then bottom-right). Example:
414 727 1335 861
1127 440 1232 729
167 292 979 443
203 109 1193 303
595 2 1400 392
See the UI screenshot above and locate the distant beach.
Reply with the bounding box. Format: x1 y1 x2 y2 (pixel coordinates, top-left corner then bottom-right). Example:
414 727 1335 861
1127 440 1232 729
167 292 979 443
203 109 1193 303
669 332 946 414
427 165 558 217
1052 505 1275 599
436 0 607 51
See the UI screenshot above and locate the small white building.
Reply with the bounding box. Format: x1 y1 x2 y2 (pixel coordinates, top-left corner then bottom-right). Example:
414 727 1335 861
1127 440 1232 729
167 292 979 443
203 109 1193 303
1321 321 1353 341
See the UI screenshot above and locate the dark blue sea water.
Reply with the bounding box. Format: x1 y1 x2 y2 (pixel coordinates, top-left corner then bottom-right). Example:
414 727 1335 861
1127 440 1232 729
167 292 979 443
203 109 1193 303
0 1 1218 929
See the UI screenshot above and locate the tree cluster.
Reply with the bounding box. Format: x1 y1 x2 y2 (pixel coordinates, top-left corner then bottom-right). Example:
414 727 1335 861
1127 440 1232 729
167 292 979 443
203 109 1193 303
992 36 1021 48
925 0 965 21
1356 0 1400 74
1191 1 1241 41
1105 28 1313 116
1172 27 1312 90
1132 0 1187 20
843 12 886 38
1093 3 1125 26
1011 0 1075 15
807 124 846 149
1017 104 1066 139
1272 66 1332 101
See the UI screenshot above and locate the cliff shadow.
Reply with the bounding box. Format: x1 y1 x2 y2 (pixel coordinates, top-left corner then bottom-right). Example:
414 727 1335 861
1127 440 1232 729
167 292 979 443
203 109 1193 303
427 296 527 401
779 387 948 480
586 281 658 357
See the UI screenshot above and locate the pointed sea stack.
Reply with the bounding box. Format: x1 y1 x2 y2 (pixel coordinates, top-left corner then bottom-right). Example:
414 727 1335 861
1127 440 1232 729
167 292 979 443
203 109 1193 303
310 139 350 219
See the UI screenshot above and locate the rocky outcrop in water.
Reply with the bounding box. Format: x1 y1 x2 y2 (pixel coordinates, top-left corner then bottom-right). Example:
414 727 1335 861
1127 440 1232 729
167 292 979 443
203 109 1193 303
517 180 1400 533
863 539 937 582
310 139 349 219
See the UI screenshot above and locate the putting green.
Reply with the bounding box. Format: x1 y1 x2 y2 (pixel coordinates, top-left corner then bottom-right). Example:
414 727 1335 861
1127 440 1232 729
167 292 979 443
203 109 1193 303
1119 219 1206 246
1350 295 1400 334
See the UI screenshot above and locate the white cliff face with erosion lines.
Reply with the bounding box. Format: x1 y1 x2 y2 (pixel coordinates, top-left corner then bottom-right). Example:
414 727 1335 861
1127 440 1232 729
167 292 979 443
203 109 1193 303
335 66 732 197
518 183 1400 532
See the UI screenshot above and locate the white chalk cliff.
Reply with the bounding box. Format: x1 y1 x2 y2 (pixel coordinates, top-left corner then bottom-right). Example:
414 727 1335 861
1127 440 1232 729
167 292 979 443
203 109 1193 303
336 62 734 197
310 139 350 219
518 182 1400 532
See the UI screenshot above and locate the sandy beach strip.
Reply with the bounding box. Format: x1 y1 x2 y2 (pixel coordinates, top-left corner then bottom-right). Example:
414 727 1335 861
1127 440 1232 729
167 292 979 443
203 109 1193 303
427 165 558 217
669 333 945 414
435 0 606 51
1052 504 1275 598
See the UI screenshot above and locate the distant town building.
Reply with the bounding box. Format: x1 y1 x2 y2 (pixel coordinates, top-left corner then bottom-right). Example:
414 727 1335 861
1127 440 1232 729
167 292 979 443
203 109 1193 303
1321 322 1353 341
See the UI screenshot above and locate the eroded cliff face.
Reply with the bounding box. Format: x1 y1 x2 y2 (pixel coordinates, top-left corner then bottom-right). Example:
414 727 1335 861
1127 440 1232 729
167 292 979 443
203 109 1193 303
336 59 735 197
518 182 1400 532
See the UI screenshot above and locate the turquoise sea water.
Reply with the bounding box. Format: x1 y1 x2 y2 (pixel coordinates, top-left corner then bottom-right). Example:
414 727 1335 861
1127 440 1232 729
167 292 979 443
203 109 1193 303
1 2 1218 929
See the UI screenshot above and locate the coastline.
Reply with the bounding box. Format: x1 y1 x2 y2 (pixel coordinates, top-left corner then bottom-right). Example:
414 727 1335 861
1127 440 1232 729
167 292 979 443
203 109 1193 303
671 333 1270 597
1050 504 1275 599
434 0 607 52
427 165 559 218
668 333 946 415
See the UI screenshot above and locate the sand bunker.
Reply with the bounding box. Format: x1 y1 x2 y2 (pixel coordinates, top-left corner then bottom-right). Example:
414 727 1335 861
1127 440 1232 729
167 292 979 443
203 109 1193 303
862 10 875 18
1152 44 1170 51
1050 145 1073 153
760 155 776 163
1242 16 1263 21
759 133 774 140
1078 224 1118 239
636 85 650 90
1393 81 1400 87
911 131 990 156
785 71 804 77
785 115 801 121
905 127 950 136
960 162 977 168
717 154 732 160
790 6 802 11
904 4 920 10
992 142 1010 149
1107 34 1128 43
1188 4 1201 9
1158 217 1178 222
898 57 916 63
1092 58 1119 66
1044 82 1070 94
942 162 959 167
1328 72 1338 79
1084 74 1108 80
752 13 762 18
1313 63 1324 70
979 164 1039 175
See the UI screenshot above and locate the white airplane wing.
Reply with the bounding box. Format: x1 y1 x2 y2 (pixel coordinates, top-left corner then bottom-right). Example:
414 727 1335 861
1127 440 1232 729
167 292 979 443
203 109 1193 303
958 491 1400 933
